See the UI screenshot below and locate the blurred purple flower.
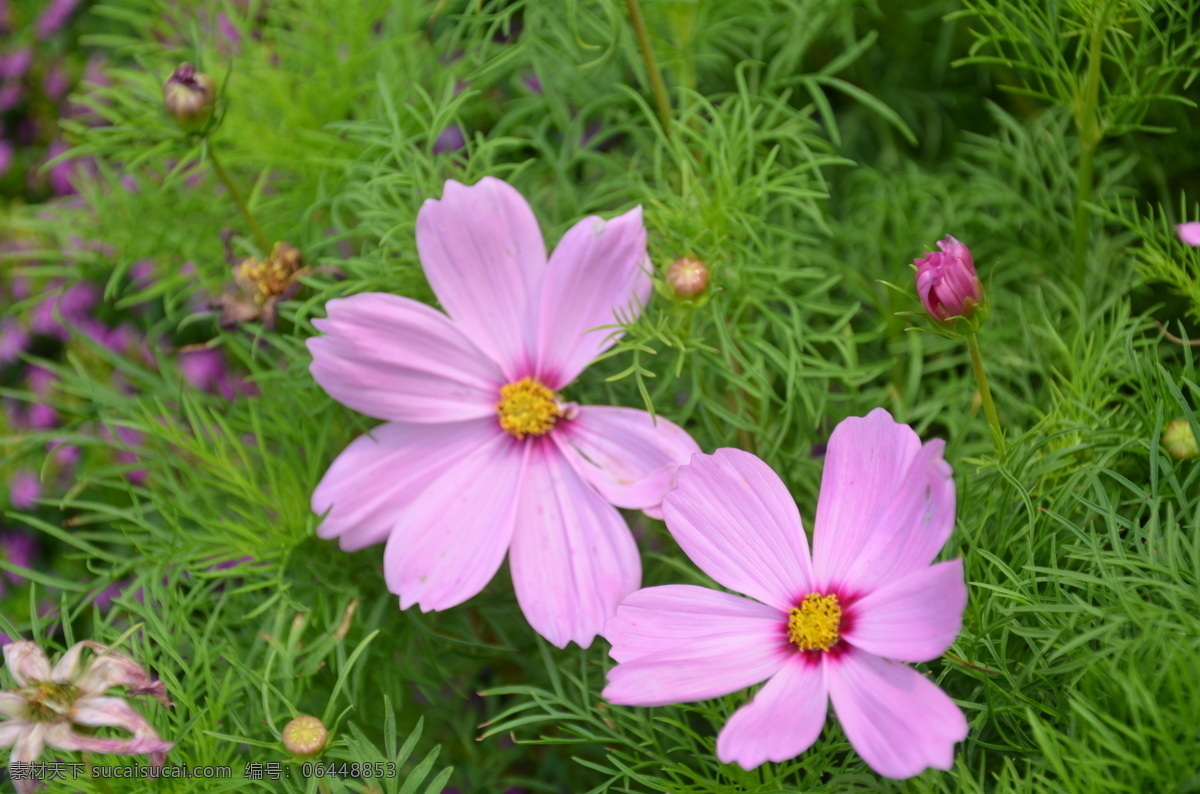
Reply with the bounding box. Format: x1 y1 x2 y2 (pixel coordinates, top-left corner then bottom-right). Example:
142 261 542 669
90 579 142 610
48 438 80 470
102 425 147 485
9 470 41 509
433 125 465 154
43 60 71 100
0 531 36 595
0 46 32 81
217 12 243 53
0 82 23 112
36 0 81 38
522 73 542 94
0 139 12 176
31 281 100 338
0 318 30 363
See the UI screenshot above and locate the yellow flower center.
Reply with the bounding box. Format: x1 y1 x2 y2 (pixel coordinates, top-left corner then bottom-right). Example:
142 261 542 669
496 378 561 439
21 680 80 723
787 593 842 652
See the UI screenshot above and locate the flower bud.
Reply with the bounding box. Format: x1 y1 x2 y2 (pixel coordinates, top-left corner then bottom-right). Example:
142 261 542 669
914 235 985 324
1163 419 1198 461
282 715 327 756
163 63 216 128
667 257 709 299
1177 222 1200 247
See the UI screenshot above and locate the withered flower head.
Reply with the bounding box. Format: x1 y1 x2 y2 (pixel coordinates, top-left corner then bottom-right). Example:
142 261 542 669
210 241 340 329
163 63 217 129
0 640 173 793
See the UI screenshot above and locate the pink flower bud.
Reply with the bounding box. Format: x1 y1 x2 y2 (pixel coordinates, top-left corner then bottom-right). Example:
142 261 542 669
667 257 709 298
1176 222 1200 247
282 715 327 756
914 235 984 322
163 63 216 128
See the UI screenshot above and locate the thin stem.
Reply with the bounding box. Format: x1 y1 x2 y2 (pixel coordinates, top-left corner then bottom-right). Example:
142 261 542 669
966 331 1004 456
1072 21 1104 284
207 146 271 254
964 328 1003 453
624 0 672 134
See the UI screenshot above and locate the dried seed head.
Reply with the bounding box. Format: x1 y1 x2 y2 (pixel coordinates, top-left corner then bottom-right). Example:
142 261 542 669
667 257 709 299
163 63 217 128
1163 419 1199 461
282 715 328 756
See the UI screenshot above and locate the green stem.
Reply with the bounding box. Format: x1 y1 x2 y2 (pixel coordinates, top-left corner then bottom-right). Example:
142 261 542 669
1072 22 1104 284
966 331 1004 456
207 146 271 254
624 0 672 134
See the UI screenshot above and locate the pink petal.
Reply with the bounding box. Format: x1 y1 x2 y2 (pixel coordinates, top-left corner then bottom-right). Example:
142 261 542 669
383 432 526 611
811 409 924 593
1177 222 1200 246
51 698 172 755
3 641 50 686
0 693 24 720
416 177 547 377
716 655 829 769
842 560 966 663
71 642 170 706
554 406 700 515
837 439 956 594
604 584 785 664
603 632 793 708
661 449 813 611
828 648 968 779
533 207 650 388
10 724 46 785
509 443 641 649
313 419 502 551
308 293 505 423
0 719 26 747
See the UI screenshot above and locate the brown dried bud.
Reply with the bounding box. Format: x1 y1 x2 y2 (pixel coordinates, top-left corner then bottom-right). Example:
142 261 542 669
667 257 709 299
210 241 343 329
282 715 327 756
163 63 216 128
1163 419 1199 461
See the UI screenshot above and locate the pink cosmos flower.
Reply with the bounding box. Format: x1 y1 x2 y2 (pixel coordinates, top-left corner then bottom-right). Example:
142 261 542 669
0 640 173 793
308 177 699 648
914 235 984 322
602 409 968 779
1177 222 1200 247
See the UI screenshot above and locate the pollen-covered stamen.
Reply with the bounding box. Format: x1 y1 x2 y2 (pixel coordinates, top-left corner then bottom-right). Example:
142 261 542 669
787 593 842 652
496 377 561 439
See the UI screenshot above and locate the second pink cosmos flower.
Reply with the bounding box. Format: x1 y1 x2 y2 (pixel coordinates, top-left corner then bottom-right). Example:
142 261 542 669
308 177 699 648
602 409 968 778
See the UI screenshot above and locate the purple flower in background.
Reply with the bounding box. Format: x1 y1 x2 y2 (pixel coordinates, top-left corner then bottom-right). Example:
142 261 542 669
0 532 36 596
36 0 81 38
433 125 466 154
47 438 80 470
101 425 147 485
31 281 100 339
522 73 542 93
0 139 12 176
42 61 71 100
9 470 41 509
0 319 29 363
0 82 22 112
0 47 32 81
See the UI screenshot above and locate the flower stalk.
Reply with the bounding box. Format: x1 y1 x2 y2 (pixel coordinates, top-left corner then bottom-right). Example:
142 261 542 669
624 0 672 134
206 146 271 254
966 331 1003 455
